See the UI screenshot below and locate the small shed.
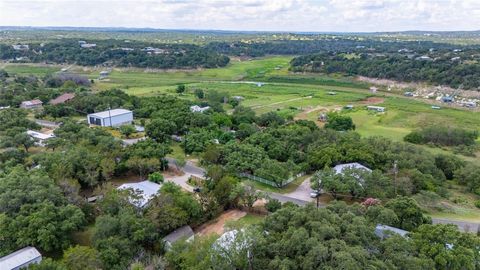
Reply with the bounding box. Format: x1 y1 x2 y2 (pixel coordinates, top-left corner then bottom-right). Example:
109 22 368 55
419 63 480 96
318 113 328 122
0 246 42 270
87 109 133 127
20 99 43 109
366 106 386 112
442 96 454 103
163 225 195 250
374 224 409 239
27 130 55 146
344 105 354 110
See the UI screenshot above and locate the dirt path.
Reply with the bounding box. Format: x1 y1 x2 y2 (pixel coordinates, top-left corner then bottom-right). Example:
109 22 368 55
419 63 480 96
195 210 247 236
359 97 385 104
250 96 312 110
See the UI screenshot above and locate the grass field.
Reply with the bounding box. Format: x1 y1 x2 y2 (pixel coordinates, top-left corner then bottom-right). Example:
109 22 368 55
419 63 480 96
3 56 480 160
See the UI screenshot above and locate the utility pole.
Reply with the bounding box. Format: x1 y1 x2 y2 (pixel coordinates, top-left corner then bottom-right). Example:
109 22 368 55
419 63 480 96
393 160 398 196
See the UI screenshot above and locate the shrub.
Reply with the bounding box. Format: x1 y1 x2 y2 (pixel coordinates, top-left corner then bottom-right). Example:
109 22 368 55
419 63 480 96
475 200 480 209
265 198 282 213
148 172 164 183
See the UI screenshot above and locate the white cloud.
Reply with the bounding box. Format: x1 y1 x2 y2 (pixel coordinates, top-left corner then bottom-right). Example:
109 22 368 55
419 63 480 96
0 0 478 32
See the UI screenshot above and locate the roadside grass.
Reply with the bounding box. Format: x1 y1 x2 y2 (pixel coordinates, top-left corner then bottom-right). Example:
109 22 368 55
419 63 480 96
243 174 310 194
225 213 265 229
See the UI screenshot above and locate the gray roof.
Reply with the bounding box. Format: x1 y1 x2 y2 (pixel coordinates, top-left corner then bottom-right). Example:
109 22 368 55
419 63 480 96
0 247 41 269
88 108 132 119
117 180 161 208
333 163 372 175
163 225 194 244
375 224 409 239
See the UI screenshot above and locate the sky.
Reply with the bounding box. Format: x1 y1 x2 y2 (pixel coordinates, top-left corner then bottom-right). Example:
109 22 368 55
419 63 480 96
0 0 479 32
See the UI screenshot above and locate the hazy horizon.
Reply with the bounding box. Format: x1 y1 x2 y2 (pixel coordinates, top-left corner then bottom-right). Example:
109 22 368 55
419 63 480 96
1 0 479 33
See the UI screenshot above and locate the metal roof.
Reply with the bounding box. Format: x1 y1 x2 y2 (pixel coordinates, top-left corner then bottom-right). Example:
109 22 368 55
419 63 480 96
88 108 132 119
333 163 372 175
27 130 55 140
0 247 41 269
117 180 161 208
375 224 409 239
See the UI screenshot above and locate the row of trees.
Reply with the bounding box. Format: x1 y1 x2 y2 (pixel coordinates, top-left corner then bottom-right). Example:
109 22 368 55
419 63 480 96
166 201 480 270
290 51 480 89
0 40 230 68
404 126 478 146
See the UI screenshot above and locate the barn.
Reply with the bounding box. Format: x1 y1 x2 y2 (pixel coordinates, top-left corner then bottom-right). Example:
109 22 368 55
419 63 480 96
87 109 133 127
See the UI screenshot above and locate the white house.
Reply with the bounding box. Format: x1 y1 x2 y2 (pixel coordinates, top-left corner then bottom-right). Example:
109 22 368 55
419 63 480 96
374 224 409 239
117 180 161 208
87 109 133 127
333 163 372 175
163 225 195 250
27 130 55 146
190 105 210 113
0 246 42 270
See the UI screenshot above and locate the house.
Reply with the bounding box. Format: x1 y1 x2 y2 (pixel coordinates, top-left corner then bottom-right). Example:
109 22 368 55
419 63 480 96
327 91 337 95
442 96 454 103
333 162 372 175
27 130 55 146
49 93 76 105
344 105 354 110
374 224 409 239
464 101 477 108
366 106 386 112
117 180 161 208
163 225 195 250
80 43 97 48
431 106 441 110
190 105 210 113
12 44 29 51
0 246 42 270
99 71 110 79
416 55 432 61
20 99 43 109
87 109 133 127
232 96 244 101
404 92 414 97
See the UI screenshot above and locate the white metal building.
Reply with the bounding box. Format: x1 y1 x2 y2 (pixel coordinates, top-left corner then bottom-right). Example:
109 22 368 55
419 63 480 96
0 247 42 270
333 163 372 175
87 109 133 127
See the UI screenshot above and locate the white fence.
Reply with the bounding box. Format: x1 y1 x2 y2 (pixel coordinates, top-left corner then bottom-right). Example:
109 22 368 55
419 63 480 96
238 172 306 188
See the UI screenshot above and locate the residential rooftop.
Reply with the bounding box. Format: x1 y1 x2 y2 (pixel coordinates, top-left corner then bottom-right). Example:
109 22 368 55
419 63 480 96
0 246 41 270
117 180 161 208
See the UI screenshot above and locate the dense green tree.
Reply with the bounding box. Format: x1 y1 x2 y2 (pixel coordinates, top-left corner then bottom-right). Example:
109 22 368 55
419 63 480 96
62 245 102 270
385 196 431 231
325 113 356 131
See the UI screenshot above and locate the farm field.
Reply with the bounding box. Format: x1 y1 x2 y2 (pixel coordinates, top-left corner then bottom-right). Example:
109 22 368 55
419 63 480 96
3 56 480 162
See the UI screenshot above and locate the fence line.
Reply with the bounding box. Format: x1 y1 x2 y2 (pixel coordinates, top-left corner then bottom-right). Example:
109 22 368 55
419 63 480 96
238 172 306 188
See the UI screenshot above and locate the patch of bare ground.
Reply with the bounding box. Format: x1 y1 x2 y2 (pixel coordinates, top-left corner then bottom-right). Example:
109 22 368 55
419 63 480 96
194 209 247 236
359 97 385 104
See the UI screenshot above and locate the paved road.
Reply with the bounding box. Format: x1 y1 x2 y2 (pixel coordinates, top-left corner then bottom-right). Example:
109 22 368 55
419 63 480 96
167 157 480 232
432 218 479 233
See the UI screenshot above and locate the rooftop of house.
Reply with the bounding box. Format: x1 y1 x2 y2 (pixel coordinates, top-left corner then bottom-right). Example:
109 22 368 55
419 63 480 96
49 93 76 105
88 109 132 119
163 225 194 244
117 180 161 208
375 224 409 239
0 246 41 269
333 162 372 175
190 105 210 113
27 130 55 140
21 99 43 106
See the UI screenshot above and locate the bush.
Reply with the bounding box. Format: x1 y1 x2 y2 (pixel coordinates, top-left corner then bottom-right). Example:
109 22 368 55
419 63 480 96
148 172 164 183
265 198 282 213
475 200 480 209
